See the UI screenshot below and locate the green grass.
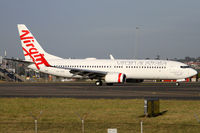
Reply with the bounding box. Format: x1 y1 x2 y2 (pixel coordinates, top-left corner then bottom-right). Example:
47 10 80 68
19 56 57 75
0 98 200 133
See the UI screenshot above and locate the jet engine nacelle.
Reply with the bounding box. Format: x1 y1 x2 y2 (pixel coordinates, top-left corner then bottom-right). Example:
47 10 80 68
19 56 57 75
105 73 126 83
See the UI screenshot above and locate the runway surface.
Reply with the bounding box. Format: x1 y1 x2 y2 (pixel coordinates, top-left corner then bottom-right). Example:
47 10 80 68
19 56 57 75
0 82 200 100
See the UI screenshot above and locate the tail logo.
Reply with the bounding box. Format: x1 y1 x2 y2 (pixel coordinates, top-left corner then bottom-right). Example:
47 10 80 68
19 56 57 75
20 30 51 70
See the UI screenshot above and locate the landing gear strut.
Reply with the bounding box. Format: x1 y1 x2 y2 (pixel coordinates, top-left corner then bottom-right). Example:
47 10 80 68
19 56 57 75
95 80 103 86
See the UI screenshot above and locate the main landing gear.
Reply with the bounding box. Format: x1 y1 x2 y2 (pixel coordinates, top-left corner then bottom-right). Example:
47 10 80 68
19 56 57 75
95 80 113 86
95 80 103 86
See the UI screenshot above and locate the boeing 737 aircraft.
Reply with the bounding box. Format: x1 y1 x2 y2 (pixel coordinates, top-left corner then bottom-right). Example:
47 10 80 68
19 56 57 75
17 24 197 86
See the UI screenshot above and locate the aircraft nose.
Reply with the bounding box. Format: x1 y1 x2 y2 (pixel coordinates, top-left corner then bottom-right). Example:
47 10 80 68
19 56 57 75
189 68 197 77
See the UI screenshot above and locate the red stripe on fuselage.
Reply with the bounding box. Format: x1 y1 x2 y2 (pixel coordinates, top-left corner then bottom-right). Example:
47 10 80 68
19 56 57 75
118 73 122 83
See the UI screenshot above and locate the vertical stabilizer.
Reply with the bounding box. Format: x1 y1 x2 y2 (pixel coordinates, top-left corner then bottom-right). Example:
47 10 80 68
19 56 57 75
17 24 61 70
18 24 45 61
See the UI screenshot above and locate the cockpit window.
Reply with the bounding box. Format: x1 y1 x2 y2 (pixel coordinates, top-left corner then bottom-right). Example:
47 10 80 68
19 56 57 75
180 66 190 68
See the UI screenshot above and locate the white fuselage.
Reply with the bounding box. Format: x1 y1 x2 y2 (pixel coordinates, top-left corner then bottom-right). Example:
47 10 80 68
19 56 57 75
17 24 198 85
28 59 197 80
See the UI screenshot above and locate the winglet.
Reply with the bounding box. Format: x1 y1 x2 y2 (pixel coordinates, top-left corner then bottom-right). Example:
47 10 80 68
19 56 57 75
110 54 115 60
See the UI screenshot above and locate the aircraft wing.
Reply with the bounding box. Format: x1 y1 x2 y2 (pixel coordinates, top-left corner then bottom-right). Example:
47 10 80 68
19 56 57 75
3 58 34 65
53 66 107 79
70 68 107 79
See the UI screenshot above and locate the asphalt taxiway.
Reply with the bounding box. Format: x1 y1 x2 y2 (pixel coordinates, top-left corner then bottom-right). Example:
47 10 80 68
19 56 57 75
0 82 200 100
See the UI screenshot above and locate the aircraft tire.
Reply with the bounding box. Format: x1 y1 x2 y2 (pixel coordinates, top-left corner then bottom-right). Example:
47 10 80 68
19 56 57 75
176 82 180 86
95 80 103 86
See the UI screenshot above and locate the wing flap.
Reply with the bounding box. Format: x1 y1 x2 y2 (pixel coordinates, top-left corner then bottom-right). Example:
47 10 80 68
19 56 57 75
3 58 34 65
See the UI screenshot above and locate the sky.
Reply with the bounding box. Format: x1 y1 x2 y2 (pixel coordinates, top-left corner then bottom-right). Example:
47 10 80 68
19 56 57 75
0 0 200 59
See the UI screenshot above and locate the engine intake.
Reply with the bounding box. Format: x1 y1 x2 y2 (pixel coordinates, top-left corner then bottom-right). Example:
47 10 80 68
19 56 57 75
105 73 126 83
